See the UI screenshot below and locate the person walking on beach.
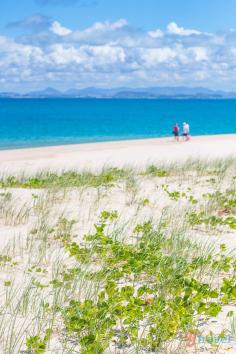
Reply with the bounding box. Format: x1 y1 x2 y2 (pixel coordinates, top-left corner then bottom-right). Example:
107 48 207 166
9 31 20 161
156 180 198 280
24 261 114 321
183 122 190 141
172 123 180 141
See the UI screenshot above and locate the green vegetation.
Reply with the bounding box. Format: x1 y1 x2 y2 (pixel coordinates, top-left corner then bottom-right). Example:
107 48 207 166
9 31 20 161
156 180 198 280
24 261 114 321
188 212 236 230
207 189 236 213
188 184 236 230
26 329 52 354
0 158 235 353
0 168 129 189
143 165 169 177
62 212 230 353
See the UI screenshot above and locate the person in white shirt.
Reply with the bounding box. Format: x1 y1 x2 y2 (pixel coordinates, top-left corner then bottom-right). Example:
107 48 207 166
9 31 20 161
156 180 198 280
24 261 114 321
183 122 190 141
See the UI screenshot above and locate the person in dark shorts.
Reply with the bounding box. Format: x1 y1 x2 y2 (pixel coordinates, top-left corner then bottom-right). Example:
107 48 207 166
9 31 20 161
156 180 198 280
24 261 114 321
182 122 190 141
172 123 180 141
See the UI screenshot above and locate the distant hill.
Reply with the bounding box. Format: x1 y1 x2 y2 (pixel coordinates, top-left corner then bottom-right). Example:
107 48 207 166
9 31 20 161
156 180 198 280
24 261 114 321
113 91 157 99
27 87 62 98
1 86 236 99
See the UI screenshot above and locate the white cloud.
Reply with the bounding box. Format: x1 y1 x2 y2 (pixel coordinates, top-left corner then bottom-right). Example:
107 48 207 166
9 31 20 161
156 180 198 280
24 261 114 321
7 14 52 31
50 21 72 36
67 19 130 47
190 47 208 61
1 19 236 90
48 44 83 64
84 45 126 64
167 22 201 36
0 36 45 63
148 29 163 39
91 18 128 31
48 43 125 66
141 47 176 66
195 71 209 80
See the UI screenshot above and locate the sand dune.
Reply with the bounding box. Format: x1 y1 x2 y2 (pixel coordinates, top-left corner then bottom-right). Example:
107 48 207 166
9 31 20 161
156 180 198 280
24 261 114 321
0 134 235 352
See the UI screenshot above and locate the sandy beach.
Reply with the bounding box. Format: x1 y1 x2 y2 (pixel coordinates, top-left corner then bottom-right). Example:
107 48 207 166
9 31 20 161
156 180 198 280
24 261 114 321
0 134 235 352
0 134 235 175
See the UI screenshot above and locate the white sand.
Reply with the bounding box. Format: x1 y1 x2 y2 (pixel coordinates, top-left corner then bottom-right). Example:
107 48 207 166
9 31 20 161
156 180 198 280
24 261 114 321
0 136 235 353
0 134 235 175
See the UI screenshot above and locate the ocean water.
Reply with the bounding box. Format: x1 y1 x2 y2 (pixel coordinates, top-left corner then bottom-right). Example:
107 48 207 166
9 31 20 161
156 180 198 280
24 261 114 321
0 99 235 149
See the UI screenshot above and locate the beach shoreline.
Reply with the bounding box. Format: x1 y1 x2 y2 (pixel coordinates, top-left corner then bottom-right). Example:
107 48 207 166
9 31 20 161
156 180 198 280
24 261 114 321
0 134 235 175
0 135 236 353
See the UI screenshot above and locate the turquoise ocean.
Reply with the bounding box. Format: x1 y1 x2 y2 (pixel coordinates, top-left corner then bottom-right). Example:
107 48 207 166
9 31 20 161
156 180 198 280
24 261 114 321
0 99 235 149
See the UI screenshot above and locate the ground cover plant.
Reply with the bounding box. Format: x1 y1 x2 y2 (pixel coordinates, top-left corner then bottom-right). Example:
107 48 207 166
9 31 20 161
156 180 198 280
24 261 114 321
0 168 130 189
0 158 235 353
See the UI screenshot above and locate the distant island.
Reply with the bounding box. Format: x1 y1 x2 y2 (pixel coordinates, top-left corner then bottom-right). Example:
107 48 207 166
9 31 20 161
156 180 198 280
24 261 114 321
1 86 236 99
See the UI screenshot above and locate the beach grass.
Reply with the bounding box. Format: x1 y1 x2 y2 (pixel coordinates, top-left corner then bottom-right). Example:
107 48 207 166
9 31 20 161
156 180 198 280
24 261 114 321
0 158 235 353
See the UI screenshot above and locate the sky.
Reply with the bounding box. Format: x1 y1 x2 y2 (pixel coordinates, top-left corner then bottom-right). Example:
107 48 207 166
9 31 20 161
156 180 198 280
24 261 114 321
2 0 236 92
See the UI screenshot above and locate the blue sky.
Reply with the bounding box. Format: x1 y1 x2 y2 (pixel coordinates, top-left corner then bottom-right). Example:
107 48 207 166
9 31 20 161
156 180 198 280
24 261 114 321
2 0 236 91
3 0 236 34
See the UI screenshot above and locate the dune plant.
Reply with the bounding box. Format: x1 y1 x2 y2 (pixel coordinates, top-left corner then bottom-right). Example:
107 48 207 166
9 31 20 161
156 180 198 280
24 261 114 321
0 158 235 353
60 211 236 353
